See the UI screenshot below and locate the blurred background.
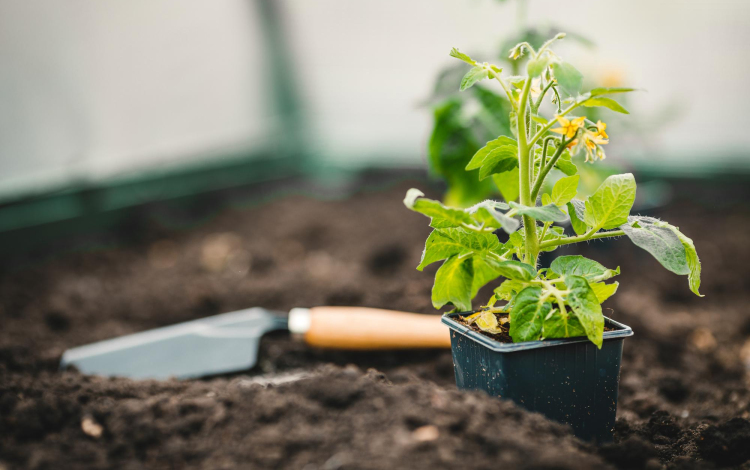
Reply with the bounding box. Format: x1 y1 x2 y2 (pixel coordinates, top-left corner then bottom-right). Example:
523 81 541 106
1 0 749 231
3 4 750 466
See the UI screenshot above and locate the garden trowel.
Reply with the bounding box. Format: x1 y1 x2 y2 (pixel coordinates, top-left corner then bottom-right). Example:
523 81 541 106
60 307 451 380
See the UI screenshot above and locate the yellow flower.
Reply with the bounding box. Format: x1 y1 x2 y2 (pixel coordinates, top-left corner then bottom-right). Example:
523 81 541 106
594 120 608 139
596 146 607 161
582 130 608 162
550 115 586 139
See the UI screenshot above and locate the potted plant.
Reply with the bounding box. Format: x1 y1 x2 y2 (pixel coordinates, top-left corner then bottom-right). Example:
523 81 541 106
404 33 702 443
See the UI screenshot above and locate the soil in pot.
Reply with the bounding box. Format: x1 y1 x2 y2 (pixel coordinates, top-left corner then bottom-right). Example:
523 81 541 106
455 312 617 343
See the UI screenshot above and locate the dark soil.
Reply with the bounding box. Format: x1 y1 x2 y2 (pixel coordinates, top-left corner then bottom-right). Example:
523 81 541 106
456 311 616 344
2 172 750 469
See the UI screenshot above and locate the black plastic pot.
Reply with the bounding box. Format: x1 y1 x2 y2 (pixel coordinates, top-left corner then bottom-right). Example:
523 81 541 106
442 313 633 443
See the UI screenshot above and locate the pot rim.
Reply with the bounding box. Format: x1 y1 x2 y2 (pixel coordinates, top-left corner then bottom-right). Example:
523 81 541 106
442 312 633 352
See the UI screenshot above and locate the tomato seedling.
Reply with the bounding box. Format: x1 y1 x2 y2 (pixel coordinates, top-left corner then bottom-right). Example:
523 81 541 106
405 33 701 347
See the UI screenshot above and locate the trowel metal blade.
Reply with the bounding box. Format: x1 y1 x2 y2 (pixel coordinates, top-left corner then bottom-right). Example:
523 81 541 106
60 307 288 380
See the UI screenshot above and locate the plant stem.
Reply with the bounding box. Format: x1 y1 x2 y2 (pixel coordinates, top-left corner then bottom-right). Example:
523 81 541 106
537 33 565 57
540 136 557 177
489 70 518 112
516 75 538 266
487 251 509 262
539 229 626 249
535 80 556 110
553 292 568 321
552 87 562 113
539 222 551 244
530 136 573 202
461 222 495 233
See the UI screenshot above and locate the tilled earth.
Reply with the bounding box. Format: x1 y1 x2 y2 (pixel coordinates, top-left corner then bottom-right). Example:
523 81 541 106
1 175 750 469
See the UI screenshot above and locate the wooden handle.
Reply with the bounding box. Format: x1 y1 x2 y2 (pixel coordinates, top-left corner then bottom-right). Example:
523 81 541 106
302 306 452 350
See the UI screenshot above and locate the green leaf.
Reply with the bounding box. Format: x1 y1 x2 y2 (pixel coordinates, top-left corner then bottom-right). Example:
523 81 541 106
507 230 523 249
465 137 517 170
550 255 619 282
468 201 520 234
589 87 636 97
509 224 565 253
527 55 551 78
478 147 519 180
508 201 568 223
539 226 566 252
543 313 586 339
583 173 636 230
429 218 459 229
427 99 495 207
662 224 703 297
622 217 702 297
484 259 537 281
531 114 549 125
554 151 578 176
493 168 520 202
567 200 588 235
541 193 552 206
440 227 502 254
404 189 473 228
566 275 605 348
509 76 526 88
509 286 551 342
404 188 425 207
495 279 527 301
471 256 502 297
460 66 490 91
620 216 689 276
534 147 577 177
551 175 580 206
590 281 619 303
418 228 504 271
449 47 475 65
473 208 519 233
427 100 460 176
417 230 463 271
468 199 509 211
432 255 473 311
472 86 512 136
583 97 629 114
551 61 583 96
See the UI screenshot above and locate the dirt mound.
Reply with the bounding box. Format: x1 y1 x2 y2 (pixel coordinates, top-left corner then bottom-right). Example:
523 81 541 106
1 366 612 469
2 175 750 469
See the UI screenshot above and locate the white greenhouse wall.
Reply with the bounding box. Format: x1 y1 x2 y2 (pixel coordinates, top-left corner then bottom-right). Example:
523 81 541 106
0 0 748 199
